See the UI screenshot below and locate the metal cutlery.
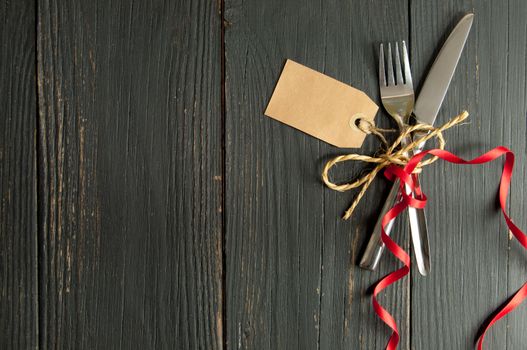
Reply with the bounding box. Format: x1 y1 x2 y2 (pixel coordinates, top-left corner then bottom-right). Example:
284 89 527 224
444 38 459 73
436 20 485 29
359 41 430 274
359 13 475 274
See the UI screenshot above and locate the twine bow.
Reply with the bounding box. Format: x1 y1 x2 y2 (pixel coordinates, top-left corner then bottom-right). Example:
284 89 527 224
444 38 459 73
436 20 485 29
322 111 469 219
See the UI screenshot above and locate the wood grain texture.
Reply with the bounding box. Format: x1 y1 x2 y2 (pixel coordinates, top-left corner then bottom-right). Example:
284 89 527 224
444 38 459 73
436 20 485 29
410 1 526 349
505 0 527 347
224 1 412 349
1 1 523 348
0 0 38 348
37 0 222 348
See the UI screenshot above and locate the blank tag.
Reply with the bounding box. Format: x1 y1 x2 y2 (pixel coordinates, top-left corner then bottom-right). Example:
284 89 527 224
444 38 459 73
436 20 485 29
265 59 378 148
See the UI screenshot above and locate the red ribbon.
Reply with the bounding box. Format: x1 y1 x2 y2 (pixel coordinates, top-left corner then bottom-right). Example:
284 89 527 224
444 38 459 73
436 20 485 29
372 146 527 350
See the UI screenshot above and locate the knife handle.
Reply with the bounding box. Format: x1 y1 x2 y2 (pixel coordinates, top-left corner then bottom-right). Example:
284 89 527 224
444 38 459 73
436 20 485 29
359 173 429 273
407 166 431 275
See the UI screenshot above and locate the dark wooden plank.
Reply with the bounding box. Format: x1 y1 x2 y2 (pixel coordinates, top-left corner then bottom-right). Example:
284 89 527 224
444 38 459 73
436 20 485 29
506 0 527 347
0 0 38 348
224 1 411 348
409 2 521 349
37 0 223 348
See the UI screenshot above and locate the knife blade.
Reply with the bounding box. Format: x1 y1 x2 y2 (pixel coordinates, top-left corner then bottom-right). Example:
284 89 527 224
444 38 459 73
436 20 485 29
414 13 474 127
359 13 474 274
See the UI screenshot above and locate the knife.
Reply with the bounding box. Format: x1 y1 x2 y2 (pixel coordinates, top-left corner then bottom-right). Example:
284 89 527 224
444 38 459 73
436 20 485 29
359 13 474 274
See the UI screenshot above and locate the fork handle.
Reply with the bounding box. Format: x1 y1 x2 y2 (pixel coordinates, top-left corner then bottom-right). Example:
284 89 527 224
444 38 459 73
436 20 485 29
359 176 430 274
359 179 400 270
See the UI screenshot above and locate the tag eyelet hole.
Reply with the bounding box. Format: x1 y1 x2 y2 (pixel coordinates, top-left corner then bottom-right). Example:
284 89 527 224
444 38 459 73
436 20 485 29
349 113 369 133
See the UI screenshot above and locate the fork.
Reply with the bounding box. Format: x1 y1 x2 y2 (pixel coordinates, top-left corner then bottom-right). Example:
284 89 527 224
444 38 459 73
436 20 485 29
359 41 430 275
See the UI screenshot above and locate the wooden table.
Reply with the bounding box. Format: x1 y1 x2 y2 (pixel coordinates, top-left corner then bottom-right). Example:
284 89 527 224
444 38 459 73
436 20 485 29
2 0 527 349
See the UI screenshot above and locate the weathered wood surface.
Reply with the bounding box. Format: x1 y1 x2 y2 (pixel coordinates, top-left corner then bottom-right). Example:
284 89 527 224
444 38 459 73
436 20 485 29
0 0 38 348
2 0 526 349
37 0 222 348
506 1 527 347
410 2 527 349
224 0 411 349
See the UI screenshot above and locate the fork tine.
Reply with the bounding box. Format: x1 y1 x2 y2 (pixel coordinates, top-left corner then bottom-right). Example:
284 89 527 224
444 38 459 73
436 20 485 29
379 44 386 87
387 43 395 86
402 41 412 87
394 42 403 85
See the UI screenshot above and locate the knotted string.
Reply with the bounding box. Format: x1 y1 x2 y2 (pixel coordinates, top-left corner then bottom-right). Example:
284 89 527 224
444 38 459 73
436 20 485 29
322 111 469 219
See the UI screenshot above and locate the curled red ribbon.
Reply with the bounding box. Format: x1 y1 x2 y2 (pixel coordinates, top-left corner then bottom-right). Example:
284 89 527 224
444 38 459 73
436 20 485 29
373 146 527 350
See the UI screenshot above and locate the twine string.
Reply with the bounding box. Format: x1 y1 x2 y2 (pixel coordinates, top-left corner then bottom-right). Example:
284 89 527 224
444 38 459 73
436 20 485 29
322 111 469 220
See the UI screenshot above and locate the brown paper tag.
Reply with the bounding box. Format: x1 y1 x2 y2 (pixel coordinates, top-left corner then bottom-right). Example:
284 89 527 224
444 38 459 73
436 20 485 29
265 59 379 148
